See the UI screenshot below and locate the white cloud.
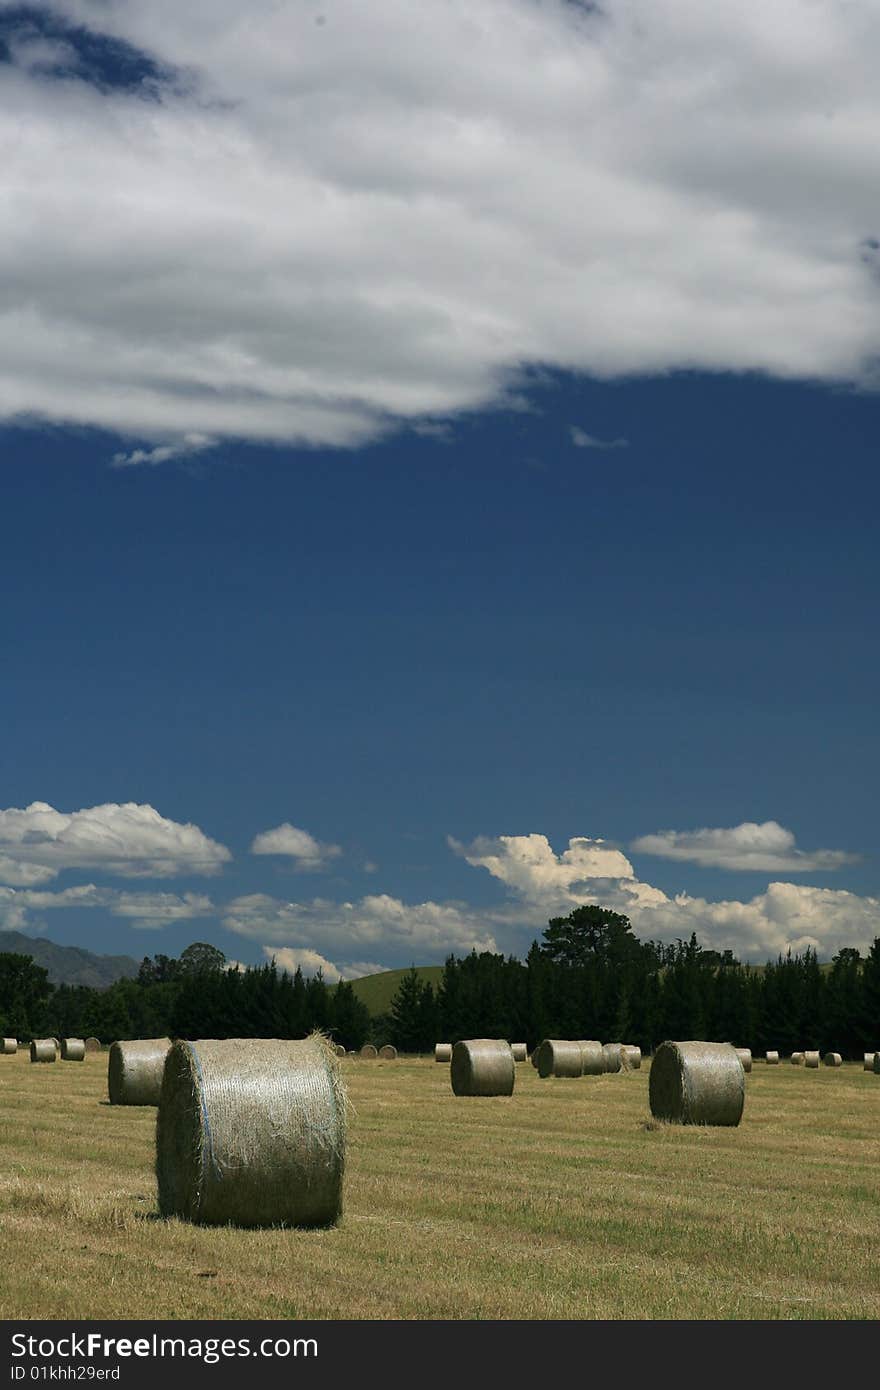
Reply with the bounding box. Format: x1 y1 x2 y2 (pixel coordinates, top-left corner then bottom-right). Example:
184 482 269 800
569 427 629 449
0 882 215 931
0 801 231 881
449 833 654 907
260 945 382 983
223 891 499 957
0 856 58 887
111 432 214 468
4 2 880 455
631 821 857 872
250 823 342 870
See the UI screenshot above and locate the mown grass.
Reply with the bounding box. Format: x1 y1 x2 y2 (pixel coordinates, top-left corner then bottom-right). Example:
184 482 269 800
0 1050 878 1320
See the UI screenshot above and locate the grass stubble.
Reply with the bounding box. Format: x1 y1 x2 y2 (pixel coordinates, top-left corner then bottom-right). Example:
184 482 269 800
0 1050 877 1320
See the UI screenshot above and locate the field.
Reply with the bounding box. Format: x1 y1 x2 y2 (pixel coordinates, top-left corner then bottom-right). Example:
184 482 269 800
0 1049 878 1320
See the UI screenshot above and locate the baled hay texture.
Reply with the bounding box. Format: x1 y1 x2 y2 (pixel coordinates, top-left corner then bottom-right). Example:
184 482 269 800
766 1051 780 1064
511 1042 528 1063
334 1043 347 1057
536 1039 583 1079
864 1052 877 1071
434 1043 452 1063
602 1042 625 1074
578 1040 605 1076
84 1037 102 1052
450 1039 515 1096
30 1039 56 1063
791 1052 805 1065
734 1048 752 1073
621 1045 642 1071
156 1034 346 1228
61 1038 86 1062
2 1038 17 1055
823 1052 842 1067
359 1044 378 1059
51 1038 60 1049
378 1044 397 1060
649 1041 745 1126
108 1038 172 1105
530 1049 539 1068
804 1050 820 1069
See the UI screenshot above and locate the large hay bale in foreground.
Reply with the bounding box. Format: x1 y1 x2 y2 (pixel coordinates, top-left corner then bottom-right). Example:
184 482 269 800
156 1035 346 1228
791 1052 805 1065
602 1042 625 1073
107 1038 171 1105
61 1038 85 1062
734 1048 752 1074
823 1052 842 1067
434 1043 452 1063
2 1038 17 1055
30 1039 56 1063
579 1040 605 1076
511 1042 528 1063
766 1051 779 1065
536 1039 583 1079
804 1050 820 1069
378 1044 397 1060
649 1041 745 1126
359 1044 378 1060
84 1037 102 1053
450 1039 515 1096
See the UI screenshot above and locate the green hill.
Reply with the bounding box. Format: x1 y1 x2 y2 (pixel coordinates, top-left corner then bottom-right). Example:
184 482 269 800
333 965 444 1018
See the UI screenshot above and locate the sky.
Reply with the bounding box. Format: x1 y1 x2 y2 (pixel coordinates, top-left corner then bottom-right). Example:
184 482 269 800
1 1 879 979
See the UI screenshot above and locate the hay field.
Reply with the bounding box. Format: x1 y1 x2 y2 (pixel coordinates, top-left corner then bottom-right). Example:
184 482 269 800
0 1050 878 1320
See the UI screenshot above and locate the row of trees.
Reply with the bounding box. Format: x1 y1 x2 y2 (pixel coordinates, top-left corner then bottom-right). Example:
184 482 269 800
382 908 880 1057
1 908 879 1057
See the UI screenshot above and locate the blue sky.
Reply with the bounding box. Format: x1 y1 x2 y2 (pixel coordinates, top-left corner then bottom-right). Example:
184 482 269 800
1 2 879 976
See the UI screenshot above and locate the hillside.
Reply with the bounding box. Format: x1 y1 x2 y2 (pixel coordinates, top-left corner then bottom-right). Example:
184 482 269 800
337 965 444 1018
0 931 140 989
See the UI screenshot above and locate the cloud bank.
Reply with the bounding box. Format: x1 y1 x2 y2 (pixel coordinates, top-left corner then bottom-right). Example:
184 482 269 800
3 1 880 454
630 821 857 872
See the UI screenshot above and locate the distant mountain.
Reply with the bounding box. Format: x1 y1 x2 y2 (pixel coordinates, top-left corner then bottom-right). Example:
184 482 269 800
0 931 140 989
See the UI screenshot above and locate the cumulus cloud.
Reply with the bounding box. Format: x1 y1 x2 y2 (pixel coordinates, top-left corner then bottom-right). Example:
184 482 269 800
449 833 656 907
222 891 499 957
250 823 342 870
4 2 880 455
631 821 857 872
569 427 629 450
260 945 383 983
0 801 231 881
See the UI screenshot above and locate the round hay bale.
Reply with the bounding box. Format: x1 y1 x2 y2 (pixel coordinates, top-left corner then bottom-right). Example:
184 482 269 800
765 1051 779 1065
61 1037 86 1062
378 1044 397 1060
434 1043 452 1063
84 1037 102 1053
734 1048 752 1074
30 1039 56 1063
864 1052 877 1071
579 1040 605 1076
511 1042 528 1063
535 1039 583 1079
621 1045 642 1071
791 1052 805 1065
450 1039 515 1096
359 1044 378 1060
602 1042 624 1074
804 1050 820 1069
873 1052 880 1075
156 1034 346 1228
107 1037 171 1105
823 1052 842 1067
333 1043 347 1057
2 1038 17 1055
649 1040 745 1126
530 1049 539 1068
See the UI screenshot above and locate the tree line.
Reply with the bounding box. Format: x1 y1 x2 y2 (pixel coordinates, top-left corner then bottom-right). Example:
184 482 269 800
384 907 880 1058
1 907 878 1058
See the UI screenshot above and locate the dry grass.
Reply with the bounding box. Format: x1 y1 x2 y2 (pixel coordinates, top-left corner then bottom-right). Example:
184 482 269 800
0 1050 878 1320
